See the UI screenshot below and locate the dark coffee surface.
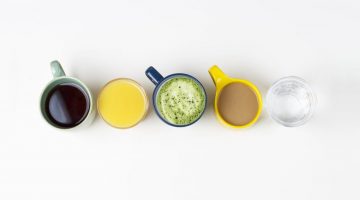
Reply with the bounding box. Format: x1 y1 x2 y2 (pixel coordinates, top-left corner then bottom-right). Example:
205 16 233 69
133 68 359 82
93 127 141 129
45 83 90 128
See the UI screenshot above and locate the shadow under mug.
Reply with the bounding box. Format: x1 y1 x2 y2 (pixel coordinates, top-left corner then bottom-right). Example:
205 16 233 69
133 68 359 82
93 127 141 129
40 61 96 129
145 66 207 127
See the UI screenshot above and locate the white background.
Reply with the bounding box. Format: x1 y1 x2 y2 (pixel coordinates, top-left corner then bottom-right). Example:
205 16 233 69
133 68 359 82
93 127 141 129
1 0 360 199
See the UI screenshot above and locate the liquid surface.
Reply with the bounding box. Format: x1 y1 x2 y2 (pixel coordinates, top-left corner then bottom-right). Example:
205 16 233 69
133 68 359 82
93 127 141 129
97 79 148 128
217 83 259 126
45 83 90 128
156 77 206 125
266 77 315 127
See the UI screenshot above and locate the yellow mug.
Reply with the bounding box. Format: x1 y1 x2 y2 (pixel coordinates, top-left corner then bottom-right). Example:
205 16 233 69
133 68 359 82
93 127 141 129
208 65 263 128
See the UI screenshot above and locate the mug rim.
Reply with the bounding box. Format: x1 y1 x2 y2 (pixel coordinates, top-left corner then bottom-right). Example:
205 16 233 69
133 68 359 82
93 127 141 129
40 76 94 129
97 78 149 129
214 78 263 128
152 73 207 127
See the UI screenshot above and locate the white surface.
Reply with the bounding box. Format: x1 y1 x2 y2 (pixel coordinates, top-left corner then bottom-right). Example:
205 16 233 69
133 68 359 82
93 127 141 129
1 0 360 199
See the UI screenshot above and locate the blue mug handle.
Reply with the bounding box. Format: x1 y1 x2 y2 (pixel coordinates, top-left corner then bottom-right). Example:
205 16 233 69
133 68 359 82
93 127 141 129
145 66 164 85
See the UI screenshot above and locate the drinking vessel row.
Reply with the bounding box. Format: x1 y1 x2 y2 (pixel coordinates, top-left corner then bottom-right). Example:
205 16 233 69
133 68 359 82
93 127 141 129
40 60 316 129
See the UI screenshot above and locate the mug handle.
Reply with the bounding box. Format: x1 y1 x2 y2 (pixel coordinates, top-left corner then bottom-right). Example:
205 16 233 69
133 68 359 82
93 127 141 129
208 65 228 87
145 66 164 85
50 60 66 78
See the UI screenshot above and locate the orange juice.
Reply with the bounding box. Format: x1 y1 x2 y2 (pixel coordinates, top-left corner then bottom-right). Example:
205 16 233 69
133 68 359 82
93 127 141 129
97 79 148 128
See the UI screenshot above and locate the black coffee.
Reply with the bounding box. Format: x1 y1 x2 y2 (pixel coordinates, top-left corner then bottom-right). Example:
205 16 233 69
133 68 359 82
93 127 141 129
45 83 90 128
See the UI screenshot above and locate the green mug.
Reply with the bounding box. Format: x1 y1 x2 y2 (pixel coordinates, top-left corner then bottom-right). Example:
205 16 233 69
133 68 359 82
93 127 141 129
40 61 96 129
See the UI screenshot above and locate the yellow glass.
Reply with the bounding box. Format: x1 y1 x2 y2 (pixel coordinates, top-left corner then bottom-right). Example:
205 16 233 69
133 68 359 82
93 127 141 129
97 79 149 129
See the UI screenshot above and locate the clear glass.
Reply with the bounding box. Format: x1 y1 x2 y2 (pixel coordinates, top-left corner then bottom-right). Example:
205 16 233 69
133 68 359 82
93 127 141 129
266 76 316 127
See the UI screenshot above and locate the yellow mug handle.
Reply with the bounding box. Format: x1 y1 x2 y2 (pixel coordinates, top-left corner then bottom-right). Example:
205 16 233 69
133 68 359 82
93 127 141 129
208 65 230 89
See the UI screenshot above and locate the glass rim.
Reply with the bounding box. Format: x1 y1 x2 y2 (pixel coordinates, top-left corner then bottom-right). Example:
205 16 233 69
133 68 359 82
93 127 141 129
266 76 317 127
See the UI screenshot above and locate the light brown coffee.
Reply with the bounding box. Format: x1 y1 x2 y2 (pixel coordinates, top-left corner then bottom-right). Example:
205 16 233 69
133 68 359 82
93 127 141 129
217 83 259 126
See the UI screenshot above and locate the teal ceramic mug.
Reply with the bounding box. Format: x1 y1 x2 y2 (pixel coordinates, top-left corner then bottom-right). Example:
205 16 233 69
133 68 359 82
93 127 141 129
40 61 96 129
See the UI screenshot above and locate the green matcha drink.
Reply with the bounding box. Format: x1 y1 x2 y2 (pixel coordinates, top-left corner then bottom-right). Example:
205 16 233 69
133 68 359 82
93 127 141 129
156 76 206 125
